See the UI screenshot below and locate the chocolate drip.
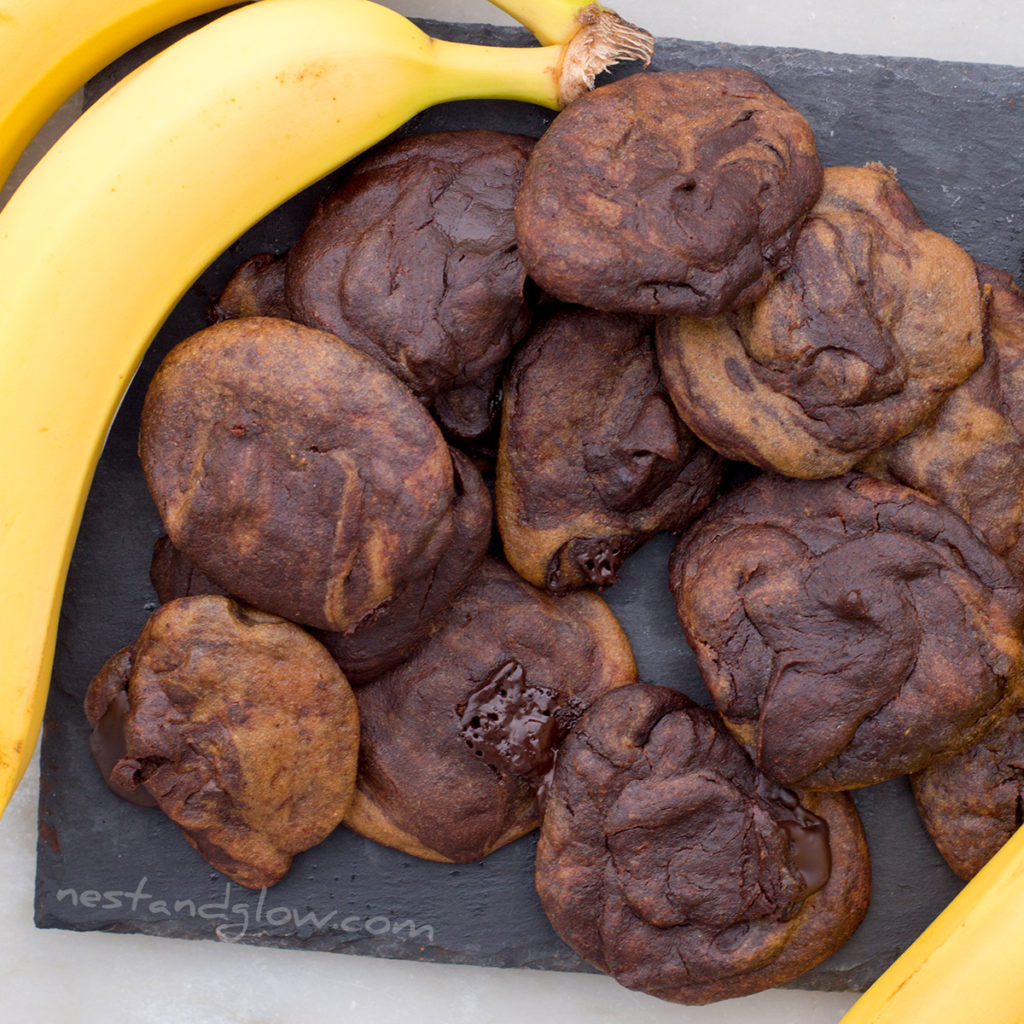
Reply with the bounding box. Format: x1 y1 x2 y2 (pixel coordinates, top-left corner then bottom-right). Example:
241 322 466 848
88 691 158 808
458 658 584 785
765 783 831 898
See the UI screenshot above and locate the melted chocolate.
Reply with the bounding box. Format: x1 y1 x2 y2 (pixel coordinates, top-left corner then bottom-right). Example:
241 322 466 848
547 535 636 591
457 658 584 785
88 691 158 808
764 783 831 898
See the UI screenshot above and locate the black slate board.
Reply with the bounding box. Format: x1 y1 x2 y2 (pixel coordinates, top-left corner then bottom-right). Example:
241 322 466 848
34 16 1024 995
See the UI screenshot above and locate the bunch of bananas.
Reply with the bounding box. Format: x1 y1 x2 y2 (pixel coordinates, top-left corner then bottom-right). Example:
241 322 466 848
1 2 1021 1021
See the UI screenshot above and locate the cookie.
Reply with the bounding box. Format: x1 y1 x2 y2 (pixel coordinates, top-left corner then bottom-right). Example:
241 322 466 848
344 558 637 862
514 68 822 316
860 263 1024 578
656 164 985 478
535 683 870 1004
139 316 482 633
911 707 1024 880
669 472 1024 789
496 303 722 591
285 129 535 442
83 595 360 889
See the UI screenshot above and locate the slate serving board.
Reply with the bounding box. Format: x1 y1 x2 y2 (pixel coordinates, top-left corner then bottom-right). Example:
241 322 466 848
34 15 1024 994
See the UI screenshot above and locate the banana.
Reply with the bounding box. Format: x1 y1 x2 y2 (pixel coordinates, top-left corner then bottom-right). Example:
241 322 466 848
839 821 1024 1022
0 0 244 192
0 0 652 816
0 0 651 192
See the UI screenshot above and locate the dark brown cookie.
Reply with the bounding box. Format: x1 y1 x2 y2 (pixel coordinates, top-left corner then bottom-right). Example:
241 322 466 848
514 68 822 317
911 707 1024 881
148 446 492 685
535 683 870 1004
496 304 722 591
285 129 535 442
656 164 985 478
209 252 290 322
139 316 476 633
344 557 638 862
149 534 227 602
860 263 1024 578
83 596 360 889
669 473 1024 790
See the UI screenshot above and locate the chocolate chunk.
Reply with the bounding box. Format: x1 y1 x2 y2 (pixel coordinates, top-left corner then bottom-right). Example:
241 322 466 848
656 164 985 478
514 68 823 317
670 472 1024 789
535 683 869 1004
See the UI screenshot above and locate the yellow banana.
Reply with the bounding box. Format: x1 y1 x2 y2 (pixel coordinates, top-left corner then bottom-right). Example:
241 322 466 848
0 0 650 192
0 0 244 192
839 821 1024 1022
0 0 653 816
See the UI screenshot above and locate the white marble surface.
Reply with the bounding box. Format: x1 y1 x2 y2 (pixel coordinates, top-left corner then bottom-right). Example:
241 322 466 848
3 2 1022 1021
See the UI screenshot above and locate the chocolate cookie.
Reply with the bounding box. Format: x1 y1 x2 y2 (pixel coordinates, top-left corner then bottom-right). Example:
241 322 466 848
535 683 870 1004
139 316 483 634
911 707 1024 881
344 557 638 862
209 252 290 322
514 68 822 317
148 445 492 685
860 263 1024 578
656 164 985 478
285 129 535 442
83 596 360 889
669 473 1024 790
496 304 723 591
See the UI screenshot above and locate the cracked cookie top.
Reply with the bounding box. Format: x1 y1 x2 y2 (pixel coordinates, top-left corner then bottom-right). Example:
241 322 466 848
514 68 822 317
669 472 1024 789
655 164 985 478
139 316 472 632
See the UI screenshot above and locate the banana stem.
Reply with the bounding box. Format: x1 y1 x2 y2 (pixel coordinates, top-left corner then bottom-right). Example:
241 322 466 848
430 3 652 108
425 37 565 109
487 0 645 51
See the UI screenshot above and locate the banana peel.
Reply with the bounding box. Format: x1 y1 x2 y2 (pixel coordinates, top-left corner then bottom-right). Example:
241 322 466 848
839 821 1024 1023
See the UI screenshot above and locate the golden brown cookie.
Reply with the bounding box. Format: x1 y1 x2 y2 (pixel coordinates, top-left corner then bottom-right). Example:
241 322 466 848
514 68 822 317
84 595 360 889
535 683 870 1004
911 706 1024 881
139 316 482 633
670 473 1024 790
344 557 637 862
860 263 1024 578
656 164 985 478
496 303 722 591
